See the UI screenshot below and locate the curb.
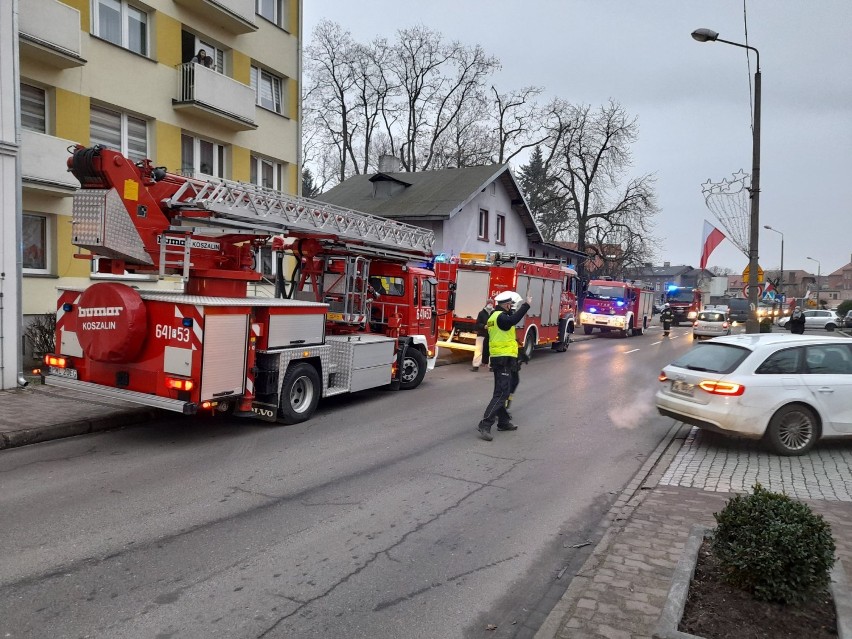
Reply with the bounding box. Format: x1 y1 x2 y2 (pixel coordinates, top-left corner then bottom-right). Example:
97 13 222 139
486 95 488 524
0 408 162 450
533 420 691 639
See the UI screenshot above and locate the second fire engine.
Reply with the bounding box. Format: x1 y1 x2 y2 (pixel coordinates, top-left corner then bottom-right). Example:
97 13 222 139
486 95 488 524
434 252 579 359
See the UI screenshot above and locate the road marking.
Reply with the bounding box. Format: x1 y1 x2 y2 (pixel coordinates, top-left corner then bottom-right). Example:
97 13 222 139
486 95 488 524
624 348 640 354
650 341 662 345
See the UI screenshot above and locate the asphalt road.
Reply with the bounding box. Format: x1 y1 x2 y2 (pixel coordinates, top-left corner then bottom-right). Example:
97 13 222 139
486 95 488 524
0 325 698 639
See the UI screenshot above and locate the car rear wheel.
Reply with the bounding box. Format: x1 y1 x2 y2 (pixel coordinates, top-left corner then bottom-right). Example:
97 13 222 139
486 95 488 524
583 325 593 335
765 404 819 455
826 323 836 332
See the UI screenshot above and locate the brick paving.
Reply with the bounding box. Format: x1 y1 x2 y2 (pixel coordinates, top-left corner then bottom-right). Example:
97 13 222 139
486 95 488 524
539 426 852 639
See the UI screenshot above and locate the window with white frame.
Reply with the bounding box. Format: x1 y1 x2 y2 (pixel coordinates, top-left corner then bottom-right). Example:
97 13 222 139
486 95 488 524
181 134 225 178
21 84 46 133
478 209 489 241
22 213 50 274
90 105 148 162
250 66 283 114
495 214 505 245
250 155 284 190
196 38 224 73
93 0 148 56
256 0 285 28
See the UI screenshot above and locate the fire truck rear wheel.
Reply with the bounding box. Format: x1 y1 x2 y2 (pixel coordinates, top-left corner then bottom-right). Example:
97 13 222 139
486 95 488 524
279 363 321 424
522 332 536 361
400 348 427 390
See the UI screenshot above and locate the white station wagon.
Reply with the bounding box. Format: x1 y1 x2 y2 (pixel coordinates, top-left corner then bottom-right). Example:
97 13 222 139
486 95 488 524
656 333 852 455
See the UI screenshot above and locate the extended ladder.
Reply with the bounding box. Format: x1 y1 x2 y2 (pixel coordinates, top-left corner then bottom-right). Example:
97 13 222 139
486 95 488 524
163 179 435 257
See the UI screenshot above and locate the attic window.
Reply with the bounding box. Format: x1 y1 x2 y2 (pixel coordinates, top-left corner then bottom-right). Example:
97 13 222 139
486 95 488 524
489 182 496 196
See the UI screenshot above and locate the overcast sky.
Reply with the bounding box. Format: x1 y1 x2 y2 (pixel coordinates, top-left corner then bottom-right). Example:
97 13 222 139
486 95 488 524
303 1 852 276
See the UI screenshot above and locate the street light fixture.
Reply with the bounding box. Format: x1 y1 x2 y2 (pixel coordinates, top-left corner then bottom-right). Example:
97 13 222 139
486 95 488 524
692 28 762 333
806 257 821 309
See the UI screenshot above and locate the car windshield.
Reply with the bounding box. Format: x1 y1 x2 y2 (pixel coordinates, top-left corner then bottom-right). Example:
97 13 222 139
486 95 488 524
585 285 627 300
698 312 725 322
669 343 750 374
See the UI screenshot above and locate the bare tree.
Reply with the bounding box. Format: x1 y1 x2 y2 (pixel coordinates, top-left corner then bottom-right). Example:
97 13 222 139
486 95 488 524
539 100 659 278
304 20 357 182
386 26 499 172
491 86 548 164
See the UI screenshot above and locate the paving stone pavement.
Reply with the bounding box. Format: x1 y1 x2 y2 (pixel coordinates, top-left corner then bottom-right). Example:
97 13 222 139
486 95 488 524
538 425 852 639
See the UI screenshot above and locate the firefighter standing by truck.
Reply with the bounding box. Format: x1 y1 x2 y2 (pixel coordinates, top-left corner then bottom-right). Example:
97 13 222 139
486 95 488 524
477 291 531 441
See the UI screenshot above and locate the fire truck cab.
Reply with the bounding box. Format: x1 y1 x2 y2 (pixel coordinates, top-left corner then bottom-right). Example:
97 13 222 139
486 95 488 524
580 279 655 337
664 286 703 326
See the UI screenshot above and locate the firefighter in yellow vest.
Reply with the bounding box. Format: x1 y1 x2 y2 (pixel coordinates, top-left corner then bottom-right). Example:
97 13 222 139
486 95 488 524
477 290 532 441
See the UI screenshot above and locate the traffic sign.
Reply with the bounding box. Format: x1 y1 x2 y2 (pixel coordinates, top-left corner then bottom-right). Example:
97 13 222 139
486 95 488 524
743 285 764 299
742 263 764 282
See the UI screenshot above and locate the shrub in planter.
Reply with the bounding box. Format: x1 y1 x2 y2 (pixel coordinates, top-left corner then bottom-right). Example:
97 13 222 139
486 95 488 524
712 483 835 605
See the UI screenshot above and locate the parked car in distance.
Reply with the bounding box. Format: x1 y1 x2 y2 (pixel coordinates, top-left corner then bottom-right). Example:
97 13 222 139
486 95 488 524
655 334 852 455
777 309 840 332
844 310 852 329
726 298 751 324
692 310 731 340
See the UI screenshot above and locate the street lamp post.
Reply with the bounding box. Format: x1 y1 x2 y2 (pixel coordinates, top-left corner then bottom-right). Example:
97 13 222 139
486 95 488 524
764 225 784 306
692 28 761 333
807 257 821 309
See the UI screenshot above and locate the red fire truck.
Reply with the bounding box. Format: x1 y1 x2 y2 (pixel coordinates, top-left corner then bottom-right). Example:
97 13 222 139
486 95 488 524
434 253 579 359
664 285 703 326
579 279 655 337
42 146 441 424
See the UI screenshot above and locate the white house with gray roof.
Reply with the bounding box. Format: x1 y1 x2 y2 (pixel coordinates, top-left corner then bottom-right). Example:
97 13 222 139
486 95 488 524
315 164 585 265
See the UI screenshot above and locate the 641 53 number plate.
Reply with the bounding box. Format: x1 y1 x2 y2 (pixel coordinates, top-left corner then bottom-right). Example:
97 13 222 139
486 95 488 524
49 366 78 380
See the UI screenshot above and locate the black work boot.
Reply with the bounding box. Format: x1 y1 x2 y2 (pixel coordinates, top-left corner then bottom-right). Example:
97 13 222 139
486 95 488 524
477 422 493 441
497 422 517 431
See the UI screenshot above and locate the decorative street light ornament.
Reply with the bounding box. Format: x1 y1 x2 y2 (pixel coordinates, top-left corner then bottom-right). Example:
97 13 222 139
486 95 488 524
701 170 751 257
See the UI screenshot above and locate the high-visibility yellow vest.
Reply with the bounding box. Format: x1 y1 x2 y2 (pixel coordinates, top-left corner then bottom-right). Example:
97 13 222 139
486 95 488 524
487 310 518 358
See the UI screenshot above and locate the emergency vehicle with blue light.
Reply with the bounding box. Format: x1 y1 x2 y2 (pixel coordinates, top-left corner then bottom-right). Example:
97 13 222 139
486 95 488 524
580 279 655 337
664 285 703 326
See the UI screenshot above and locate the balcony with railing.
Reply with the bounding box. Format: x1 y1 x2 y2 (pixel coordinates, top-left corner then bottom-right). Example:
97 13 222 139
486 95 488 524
21 130 81 194
173 63 257 130
19 0 86 68
172 0 257 35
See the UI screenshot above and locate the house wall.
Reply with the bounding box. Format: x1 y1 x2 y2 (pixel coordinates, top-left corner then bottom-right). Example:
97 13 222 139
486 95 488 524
440 184 528 258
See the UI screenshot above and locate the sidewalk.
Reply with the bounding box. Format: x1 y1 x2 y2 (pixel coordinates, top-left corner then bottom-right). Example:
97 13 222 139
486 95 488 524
0 382 160 450
536 424 852 639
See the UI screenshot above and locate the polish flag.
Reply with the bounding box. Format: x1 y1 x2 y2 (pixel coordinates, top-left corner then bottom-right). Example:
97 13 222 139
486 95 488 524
700 220 726 270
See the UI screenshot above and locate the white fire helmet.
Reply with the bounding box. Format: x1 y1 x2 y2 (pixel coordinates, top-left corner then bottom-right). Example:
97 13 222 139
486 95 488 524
494 290 523 310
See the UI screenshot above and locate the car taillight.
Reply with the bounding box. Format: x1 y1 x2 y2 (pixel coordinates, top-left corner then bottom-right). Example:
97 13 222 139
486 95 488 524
658 371 668 382
165 377 194 392
693 321 698 328
722 322 729 329
44 354 67 368
698 380 744 396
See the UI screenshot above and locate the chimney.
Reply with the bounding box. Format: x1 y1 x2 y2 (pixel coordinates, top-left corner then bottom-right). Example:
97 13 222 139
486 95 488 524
663 261 670 268
378 155 402 173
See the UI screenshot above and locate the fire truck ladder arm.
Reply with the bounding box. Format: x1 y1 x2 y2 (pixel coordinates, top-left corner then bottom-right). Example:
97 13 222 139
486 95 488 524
163 180 435 258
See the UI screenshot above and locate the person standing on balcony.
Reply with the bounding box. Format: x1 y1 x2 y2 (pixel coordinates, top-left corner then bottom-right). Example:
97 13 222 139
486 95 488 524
192 48 212 68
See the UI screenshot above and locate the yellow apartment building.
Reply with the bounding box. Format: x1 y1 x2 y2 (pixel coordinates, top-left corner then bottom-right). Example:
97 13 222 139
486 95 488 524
17 0 302 356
